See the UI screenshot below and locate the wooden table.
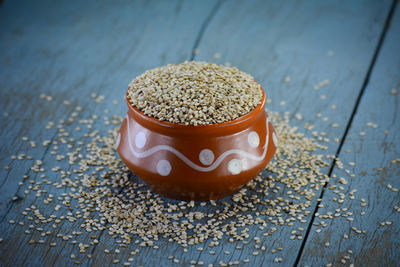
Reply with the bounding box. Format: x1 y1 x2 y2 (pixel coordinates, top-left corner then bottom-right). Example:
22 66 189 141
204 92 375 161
1 0 399 266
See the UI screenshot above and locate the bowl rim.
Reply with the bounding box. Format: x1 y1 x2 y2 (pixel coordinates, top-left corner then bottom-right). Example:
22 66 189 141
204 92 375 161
125 85 267 134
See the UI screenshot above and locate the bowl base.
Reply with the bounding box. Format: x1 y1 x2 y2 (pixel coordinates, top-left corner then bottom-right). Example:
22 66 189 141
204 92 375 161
148 183 244 201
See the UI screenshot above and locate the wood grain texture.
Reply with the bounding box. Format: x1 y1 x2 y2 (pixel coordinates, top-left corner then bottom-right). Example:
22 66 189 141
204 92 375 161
192 0 394 266
0 0 219 266
0 0 218 214
298 4 400 266
0 0 397 266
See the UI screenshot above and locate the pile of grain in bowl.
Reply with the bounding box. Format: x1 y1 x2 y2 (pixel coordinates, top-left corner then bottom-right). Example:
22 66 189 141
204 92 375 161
127 61 263 125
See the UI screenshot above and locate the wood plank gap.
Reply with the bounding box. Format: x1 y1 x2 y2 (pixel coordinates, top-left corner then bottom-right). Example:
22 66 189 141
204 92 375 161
84 224 108 266
189 0 224 61
293 1 398 266
88 2 225 259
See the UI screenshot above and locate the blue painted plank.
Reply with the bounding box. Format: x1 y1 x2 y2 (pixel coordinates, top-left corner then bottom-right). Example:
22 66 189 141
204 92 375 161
86 1 392 266
298 4 400 266
0 0 394 266
0 0 219 266
191 0 394 266
0 0 218 213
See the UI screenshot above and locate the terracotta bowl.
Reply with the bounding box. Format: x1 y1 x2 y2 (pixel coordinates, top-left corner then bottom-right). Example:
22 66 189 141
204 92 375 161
116 87 277 200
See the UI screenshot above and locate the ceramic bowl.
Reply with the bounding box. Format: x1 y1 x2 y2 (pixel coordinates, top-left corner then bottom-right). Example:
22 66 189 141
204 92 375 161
116 86 277 200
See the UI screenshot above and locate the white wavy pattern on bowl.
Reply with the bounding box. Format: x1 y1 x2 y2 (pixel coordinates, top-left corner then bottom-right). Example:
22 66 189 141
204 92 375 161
116 115 276 174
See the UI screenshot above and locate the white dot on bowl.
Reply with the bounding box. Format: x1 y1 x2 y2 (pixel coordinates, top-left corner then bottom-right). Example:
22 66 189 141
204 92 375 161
248 131 260 148
272 132 278 147
115 133 121 149
156 160 172 176
228 159 242 175
199 149 214 165
135 131 146 148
